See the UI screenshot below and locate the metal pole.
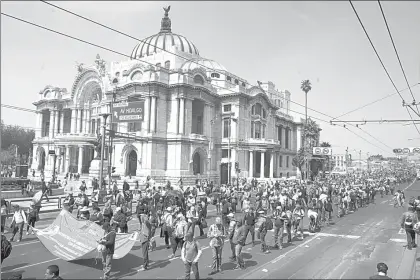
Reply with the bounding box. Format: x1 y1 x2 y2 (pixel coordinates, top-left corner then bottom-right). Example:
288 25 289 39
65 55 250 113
99 113 110 190
304 91 308 180
108 91 116 183
228 117 231 185
52 154 57 183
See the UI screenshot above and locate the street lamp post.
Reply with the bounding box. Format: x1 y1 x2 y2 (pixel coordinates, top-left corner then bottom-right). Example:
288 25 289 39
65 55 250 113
99 113 110 189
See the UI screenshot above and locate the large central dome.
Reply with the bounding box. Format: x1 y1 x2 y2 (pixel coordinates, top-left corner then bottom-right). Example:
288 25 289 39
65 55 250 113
130 6 200 60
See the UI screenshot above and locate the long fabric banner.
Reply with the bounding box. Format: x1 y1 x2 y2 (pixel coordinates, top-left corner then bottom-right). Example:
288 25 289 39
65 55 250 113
33 210 138 261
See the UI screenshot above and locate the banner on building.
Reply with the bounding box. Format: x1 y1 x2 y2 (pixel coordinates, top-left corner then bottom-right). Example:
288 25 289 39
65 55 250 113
112 101 144 123
33 210 138 261
312 147 332 156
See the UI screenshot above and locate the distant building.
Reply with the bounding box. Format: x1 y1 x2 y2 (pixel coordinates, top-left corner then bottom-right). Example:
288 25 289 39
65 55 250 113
331 154 351 172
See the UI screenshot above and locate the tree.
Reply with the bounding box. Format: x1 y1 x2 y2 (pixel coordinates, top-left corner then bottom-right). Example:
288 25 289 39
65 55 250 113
1 120 35 165
320 142 331 147
292 147 306 179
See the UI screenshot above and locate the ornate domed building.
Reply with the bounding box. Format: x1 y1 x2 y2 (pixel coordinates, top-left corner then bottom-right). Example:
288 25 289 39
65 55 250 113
31 7 302 184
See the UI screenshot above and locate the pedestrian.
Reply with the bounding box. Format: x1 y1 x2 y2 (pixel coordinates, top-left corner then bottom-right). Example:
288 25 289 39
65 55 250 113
400 204 418 250
138 214 151 271
26 202 37 235
369 262 392 279
227 213 237 261
90 207 104 226
98 222 116 280
9 205 27 243
111 207 126 233
169 214 188 258
242 208 256 247
102 199 113 223
231 219 246 270
1 233 12 264
44 264 63 279
273 205 286 249
1 199 8 233
257 210 270 254
162 207 174 249
208 217 226 275
181 231 202 280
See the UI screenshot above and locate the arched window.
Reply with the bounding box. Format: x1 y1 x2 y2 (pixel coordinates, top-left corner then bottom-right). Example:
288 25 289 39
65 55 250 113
234 79 239 85
193 75 205 85
211 73 220 78
241 82 246 87
164 60 170 69
251 103 263 116
131 71 143 81
226 76 232 82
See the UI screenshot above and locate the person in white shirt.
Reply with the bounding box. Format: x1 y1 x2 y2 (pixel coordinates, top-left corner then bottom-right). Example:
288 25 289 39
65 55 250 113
10 205 27 242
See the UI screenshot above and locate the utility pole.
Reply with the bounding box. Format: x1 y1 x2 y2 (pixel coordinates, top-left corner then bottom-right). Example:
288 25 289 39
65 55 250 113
52 154 57 183
99 113 110 190
108 84 117 184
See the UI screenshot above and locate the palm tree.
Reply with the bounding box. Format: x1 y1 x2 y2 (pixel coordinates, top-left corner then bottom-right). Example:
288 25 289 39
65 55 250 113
300 79 312 179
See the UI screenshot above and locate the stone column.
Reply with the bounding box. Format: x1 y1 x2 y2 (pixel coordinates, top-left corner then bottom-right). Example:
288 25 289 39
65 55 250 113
65 145 70 173
281 127 286 148
76 109 82 133
48 110 54 137
78 146 84 174
86 110 91 134
269 152 274 178
249 150 254 178
36 111 42 138
71 109 77 133
260 151 265 178
150 97 156 132
179 98 185 135
203 104 209 136
53 110 59 137
144 97 150 133
59 110 64 134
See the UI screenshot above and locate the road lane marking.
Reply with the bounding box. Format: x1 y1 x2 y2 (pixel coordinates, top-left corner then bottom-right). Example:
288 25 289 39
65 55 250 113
2 257 61 273
390 238 407 243
317 233 361 239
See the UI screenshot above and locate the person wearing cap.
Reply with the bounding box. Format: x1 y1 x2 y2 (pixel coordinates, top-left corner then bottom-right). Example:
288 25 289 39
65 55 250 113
181 231 202 280
9 205 27 242
226 213 237 261
369 262 392 279
26 202 37 235
162 207 174 249
98 222 116 280
400 204 418 250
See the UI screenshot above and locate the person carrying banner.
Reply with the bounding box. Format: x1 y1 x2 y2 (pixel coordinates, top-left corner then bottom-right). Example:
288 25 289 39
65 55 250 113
98 222 116 280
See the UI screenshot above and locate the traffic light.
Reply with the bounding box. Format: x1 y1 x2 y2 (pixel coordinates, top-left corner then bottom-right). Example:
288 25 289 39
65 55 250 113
111 167 116 173
235 162 239 170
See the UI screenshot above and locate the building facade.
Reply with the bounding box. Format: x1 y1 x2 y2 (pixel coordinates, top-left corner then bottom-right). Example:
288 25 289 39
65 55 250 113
31 8 299 184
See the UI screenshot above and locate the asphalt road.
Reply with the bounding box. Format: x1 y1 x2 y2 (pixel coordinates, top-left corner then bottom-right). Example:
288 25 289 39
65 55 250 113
2 180 419 279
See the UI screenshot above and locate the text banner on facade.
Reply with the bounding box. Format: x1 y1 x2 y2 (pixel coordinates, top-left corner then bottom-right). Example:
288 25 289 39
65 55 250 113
112 101 144 123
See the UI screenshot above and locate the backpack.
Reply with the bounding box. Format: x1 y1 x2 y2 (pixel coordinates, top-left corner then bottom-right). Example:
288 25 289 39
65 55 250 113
265 217 273 230
405 213 415 228
1 235 12 262
409 197 416 206
174 223 186 238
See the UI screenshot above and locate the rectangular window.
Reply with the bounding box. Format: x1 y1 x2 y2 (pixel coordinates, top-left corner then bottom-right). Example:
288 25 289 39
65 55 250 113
262 124 266 138
111 123 118 132
279 155 283 167
223 104 232 112
251 121 254 138
196 116 203 134
286 156 289 168
263 109 266 119
222 149 230 159
255 123 261 139
223 119 230 138
128 122 141 132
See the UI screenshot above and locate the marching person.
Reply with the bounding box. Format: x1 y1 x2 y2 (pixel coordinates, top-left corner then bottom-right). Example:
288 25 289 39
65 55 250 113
169 213 188 258
400 204 418 250
257 210 270 254
273 205 286 249
26 202 37 235
369 262 392 279
227 213 237 261
98 222 116 280
162 207 174 249
242 208 256 247
207 217 226 275
231 219 246 270
90 207 104 226
112 207 127 233
44 264 63 279
181 231 202 280
138 214 151 271
9 205 27 243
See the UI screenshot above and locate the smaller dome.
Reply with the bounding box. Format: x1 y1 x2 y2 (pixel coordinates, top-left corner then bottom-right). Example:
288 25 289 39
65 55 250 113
181 58 227 73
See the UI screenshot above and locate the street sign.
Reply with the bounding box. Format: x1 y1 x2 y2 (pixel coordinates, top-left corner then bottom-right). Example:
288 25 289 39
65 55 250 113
312 147 332 156
112 101 144 123
393 147 420 154
48 150 55 155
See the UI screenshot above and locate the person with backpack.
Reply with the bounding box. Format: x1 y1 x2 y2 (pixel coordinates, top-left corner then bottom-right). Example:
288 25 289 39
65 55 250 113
207 217 226 275
1 233 12 264
292 204 305 240
401 204 418 250
9 205 27 243
257 211 271 254
273 205 288 249
169 214 188 258
162 207 174 249
181 231 202 280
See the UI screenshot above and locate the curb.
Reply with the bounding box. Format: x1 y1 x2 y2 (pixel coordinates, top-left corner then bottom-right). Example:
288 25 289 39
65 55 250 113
394 244 418 279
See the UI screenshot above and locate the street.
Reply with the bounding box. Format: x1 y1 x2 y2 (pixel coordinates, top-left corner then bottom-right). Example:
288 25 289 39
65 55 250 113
1 180 418 279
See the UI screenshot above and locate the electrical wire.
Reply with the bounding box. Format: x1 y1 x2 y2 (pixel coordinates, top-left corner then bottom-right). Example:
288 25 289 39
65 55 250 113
349 1 420 136
1 11 391 153
377 1 419 114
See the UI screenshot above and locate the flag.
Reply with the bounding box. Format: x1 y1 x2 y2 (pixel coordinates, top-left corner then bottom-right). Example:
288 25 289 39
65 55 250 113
33 210 138 261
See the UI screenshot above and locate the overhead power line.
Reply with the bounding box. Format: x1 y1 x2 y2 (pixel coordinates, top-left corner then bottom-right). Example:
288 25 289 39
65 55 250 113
330 119 420 123
349 0 420 136
377 1 419 114
0 11 392 153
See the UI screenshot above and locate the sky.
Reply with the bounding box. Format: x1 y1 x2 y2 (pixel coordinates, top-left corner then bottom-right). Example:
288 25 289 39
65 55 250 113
1 1 420 159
